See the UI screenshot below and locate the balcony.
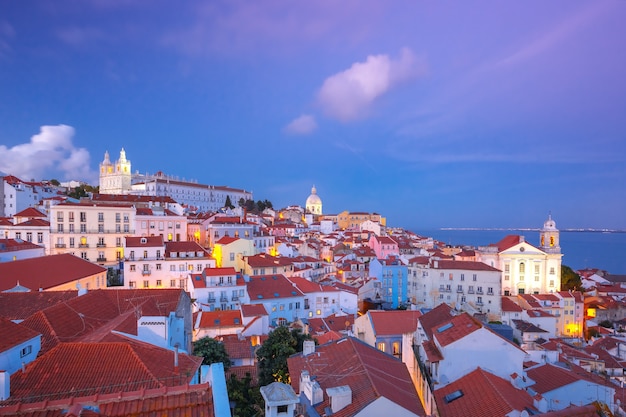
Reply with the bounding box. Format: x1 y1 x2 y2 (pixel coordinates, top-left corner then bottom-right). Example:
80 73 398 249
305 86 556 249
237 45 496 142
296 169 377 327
97 257 107 262
96 243 107 248
457 289 464 293
468 289 475 294
232 296 239 301
141 270 151 276
476 289 484 295
79 244 89 248
208 297 216 303
55 244 67 248
220 296 228 302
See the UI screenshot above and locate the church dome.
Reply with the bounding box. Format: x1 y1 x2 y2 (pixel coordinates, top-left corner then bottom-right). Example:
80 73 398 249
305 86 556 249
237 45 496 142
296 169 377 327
305 185 323 215
543 214 557 230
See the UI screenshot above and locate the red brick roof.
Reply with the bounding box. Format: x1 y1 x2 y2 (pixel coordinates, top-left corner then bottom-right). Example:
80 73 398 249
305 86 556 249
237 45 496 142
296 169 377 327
0 254 106 292
368 310 422 336
419 303 455 340
0 383 214 417
501 297 524 312
496 235 523 252
13 218 50 227
215 236 239 245
287 337 425 417
3 336 202 405
165 241 209 255
220 334 254 360
91 194 178 204
0 239 44 252
0 317 40 351
435 367 535 417
201 267 238 277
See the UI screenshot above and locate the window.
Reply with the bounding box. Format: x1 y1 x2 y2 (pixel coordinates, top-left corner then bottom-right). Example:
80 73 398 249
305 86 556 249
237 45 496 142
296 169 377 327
549 280 555 287
68 212 74 222
130 265 136 271
37 232 43 243
519 263 525 273
156 264 162 270
295 302 301 309
80 212 86 222
80 252 87 260
116 224 121 233
156 250 161 259
124 213 129 223
392 341 400 356
170 279 176 287
80 224 86 233
473 274 477 281
550 267 555 275
143 280 149 288
143 250 148 259
477 296 483 304
116 237 122 247
98 224 104 233
316 309 321 315
457 284 463 292
156 280 162 287
123 224 129 233
98 212 104 222
20 345 32 357
504 264 510 273
505 275 510 281
57 212 64 222
116 213 121 222
487 287 493 295
377 342 386 352
460 274 465 281
477 286 483 294
69 223 75 232
230 253 235 261
26 232 32 242
129 281 136 288
57 224 64 232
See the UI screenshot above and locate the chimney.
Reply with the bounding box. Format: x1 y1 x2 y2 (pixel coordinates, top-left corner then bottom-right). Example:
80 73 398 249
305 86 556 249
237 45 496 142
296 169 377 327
303 340 315 356
327 385 352 413
300 371 323 405
174 345 179 372
0 370 9 401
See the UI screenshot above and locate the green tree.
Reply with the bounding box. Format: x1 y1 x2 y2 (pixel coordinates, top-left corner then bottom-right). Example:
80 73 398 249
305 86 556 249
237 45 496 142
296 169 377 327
224 195 235 209
561 264 582 291
49 179 60 186
263 199 273 210
256 326 313 386
192 337 231 371
256 200 266 212
227 373 263 417
244 199 256 213
238 198 245 207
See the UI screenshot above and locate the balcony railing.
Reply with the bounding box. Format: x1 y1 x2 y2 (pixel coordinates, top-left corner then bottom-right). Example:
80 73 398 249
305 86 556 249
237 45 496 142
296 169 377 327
97 257 107 262
96 243 106 248
55 244 66 248
207 297 216 303
220 296 228 302
79 244 89 248
53 229 135 234
141 270 151 276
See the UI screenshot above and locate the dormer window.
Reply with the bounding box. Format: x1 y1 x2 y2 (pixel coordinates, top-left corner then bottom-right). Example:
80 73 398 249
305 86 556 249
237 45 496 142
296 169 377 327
140 237 147 244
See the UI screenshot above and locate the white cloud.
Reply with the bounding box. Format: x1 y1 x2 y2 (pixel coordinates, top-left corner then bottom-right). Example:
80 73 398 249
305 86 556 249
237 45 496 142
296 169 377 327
0 125 97 182
283 114 317 135
317 47 426 122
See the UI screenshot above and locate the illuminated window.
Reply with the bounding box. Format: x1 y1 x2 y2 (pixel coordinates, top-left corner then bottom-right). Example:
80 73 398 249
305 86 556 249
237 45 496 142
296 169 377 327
377 342 385 352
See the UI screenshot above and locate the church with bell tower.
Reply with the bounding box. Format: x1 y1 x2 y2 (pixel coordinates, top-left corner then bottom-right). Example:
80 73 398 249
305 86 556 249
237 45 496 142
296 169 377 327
99 148 132 194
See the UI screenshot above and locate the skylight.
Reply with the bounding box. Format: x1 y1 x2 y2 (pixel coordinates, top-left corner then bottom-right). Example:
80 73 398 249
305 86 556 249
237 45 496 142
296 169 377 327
437 323 454 333
444 390 463 403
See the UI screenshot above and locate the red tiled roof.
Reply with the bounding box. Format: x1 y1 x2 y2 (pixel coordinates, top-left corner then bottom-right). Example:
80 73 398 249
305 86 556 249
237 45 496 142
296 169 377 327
4 335 202 405
434 260 501 272
501 297 523 312
226 365 258 385
198 310 242 329
419 303 455 340
433 313 482 347
220 334 254 360
288 337 425 417
0 383 214 417
125 236 164 247
525 363 587 394
13 207 47 218
0 254 106 292
13 218 50 227
435 367 536 417
165 241 209 255
91 194 178 204
0 239 44 252
241 304 268 317
201 267 237 277
246 275 303 300
368 310 422 336
0 317 40 351
215 236 239 245
496 235 523 252
0 290 78 321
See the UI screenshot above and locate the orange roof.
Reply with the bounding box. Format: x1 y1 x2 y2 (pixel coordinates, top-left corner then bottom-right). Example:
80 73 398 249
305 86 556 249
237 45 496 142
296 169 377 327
0 317 40 351
419 303 455 340
215 236 240 245
435 367 535 417
197 310 242 328
0 254 106 292
241 304 268 317
434 260 501 272
0 383 214 417
13 207 47 218
247 275 303 300
4 335 202 405
525 363 589 394
125 235 164 247
368 310 422 336
0 290 78 321
501 297 523 312
433 313 482 347
288 337 425 417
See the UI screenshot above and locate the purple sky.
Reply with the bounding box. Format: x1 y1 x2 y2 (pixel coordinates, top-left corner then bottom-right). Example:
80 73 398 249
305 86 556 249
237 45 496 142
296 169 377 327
1 1 625 230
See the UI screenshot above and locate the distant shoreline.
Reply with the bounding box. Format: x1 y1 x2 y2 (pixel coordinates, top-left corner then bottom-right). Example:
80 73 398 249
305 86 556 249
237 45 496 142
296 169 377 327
439 228 626 233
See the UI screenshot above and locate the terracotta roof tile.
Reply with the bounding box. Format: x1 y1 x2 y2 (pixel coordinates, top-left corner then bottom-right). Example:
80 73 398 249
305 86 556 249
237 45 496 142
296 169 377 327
0 254 106 292
3 336 202 405
288 337 425 417
13 207 47 218
0 290 78 321
246 274 303 300
198 310 242 329
241 304 268 317
368 310 422 336
419 303 455 340
125 236 164 247
435 367 536 417
0 317 40 351
433 313 482 347
501 297 523 312
525 363 586 394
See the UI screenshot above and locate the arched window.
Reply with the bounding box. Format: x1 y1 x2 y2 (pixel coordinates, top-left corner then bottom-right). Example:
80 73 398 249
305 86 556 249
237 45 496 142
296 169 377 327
519 263 525 274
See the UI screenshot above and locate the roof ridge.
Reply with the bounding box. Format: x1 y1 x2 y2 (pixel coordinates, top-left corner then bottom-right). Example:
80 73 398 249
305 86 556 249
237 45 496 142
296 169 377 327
116 336 168 387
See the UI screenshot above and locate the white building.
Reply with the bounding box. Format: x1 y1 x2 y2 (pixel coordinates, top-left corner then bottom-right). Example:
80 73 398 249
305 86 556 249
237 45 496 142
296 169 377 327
98 149 253 212
478 215 563 296
305 185 322 215
0 174 61 217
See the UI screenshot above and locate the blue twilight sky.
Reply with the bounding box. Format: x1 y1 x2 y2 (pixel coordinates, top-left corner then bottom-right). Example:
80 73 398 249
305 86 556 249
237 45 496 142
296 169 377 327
1 1 625 231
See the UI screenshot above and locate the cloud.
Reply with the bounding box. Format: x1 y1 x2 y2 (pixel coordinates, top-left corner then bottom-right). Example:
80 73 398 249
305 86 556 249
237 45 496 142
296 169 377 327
283 114 317 135
317 48 426 122
0 125 97 182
